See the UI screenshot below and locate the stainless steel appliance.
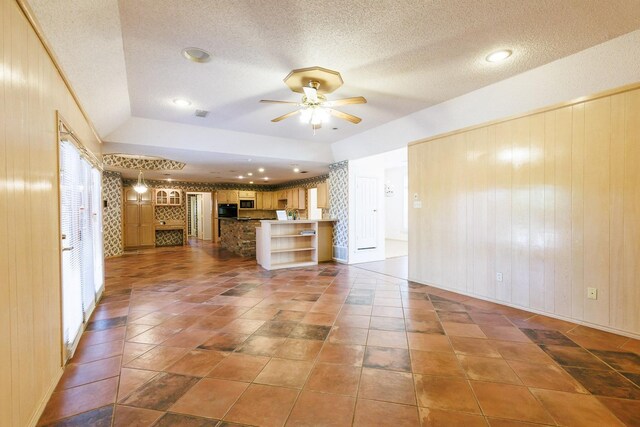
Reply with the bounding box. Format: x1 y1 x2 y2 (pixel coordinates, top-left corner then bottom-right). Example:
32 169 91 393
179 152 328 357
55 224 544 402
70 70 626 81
239 199 255 209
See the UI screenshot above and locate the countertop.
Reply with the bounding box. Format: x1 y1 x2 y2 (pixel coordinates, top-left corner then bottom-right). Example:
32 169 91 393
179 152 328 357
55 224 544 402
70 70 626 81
259 219 336 223
219 217 276 221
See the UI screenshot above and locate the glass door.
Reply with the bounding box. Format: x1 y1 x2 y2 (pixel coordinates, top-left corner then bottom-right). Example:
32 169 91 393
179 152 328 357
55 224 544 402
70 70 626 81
59 139 103 360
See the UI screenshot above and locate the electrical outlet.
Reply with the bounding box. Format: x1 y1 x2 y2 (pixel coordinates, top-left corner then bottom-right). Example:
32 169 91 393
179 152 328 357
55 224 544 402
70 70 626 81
496 272 503 282
587 287 598 300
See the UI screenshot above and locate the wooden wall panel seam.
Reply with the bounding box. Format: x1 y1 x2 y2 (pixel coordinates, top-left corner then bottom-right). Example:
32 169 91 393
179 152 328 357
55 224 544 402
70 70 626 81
409 83 640 337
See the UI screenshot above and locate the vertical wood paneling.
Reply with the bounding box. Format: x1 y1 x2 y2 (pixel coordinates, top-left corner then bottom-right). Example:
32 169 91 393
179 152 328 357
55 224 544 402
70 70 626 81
583 98 611 326
609 93 626 330
554 106 573 317
494 121 512 302
0 0 102 424
529 113 545 310
408 85 640 337
486 125 497 299
623 90 640 333
465 132 475 294
511 117 531 307
571 104 585 320
472 128 488 297
0 0 12 420
543 110 556 313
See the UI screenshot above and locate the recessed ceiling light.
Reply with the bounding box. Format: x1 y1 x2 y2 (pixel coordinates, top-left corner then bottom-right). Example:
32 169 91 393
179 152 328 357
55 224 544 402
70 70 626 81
166 178 173 182
486 50 512 63
181 47 212 63
293 167 300 173
173 98 192 107
249 181 254 184
238 175 244 179
263 177 269 181
247 172 253 176
258 168 265 173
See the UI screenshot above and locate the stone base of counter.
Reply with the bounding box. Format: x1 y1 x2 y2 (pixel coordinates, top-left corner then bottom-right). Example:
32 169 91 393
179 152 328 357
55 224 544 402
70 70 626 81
220 219 260 257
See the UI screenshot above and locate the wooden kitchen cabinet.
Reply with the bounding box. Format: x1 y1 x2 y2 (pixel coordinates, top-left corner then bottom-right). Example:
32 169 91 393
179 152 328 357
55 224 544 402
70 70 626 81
239 190 255 198
124 187 154 249
155 188 182 206
217 190 239 204
317 181 329 208
256 192 263 209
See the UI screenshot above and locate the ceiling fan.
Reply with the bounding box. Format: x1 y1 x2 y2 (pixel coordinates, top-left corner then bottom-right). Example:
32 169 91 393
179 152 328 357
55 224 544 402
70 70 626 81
260 66 367 133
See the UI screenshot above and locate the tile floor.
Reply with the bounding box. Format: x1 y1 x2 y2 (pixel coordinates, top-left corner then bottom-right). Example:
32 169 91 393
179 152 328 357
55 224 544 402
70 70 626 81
38 240 640 426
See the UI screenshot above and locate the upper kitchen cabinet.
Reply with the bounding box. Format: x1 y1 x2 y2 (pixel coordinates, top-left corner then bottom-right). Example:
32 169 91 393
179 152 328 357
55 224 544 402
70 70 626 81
317 181 329 208
155 188 182 206
239 190 256 198
283 188 306 210
218 190 239 204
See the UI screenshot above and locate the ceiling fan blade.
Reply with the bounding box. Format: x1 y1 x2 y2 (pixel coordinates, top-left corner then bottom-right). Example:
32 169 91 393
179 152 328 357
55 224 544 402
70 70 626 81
271 110 300 122
260 99 300 105
303 86 318 102
329 109 362 124
324 96 367 107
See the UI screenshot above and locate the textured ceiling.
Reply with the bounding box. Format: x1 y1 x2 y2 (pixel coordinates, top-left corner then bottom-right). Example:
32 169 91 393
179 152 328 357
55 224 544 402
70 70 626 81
26 0 640 181
116 0 640 144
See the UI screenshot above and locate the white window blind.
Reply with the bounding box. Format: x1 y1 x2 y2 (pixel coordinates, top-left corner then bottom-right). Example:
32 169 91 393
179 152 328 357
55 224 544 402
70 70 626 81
60 140 103 358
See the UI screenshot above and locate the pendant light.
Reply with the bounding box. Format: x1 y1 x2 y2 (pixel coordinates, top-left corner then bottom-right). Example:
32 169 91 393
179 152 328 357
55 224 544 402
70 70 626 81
133 170 148 194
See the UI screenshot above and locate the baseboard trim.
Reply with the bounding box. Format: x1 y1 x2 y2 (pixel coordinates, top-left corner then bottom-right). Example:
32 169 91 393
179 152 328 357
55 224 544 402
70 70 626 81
408 276 640 341
27 367 64 427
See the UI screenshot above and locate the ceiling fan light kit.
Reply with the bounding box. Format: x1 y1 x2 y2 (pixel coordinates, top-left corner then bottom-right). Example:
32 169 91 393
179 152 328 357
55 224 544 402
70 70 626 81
260 66 366 134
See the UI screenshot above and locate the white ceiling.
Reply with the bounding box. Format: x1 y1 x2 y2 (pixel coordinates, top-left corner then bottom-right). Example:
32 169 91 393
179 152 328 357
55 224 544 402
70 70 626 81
27 0 640 181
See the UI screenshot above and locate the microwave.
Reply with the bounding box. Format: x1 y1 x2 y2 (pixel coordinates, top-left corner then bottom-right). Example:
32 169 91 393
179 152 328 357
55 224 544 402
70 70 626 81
239 199 255 209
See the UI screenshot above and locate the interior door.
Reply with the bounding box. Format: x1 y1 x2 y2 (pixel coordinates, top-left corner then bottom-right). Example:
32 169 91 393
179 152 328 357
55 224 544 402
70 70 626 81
355 176 378 249
60 142 84 354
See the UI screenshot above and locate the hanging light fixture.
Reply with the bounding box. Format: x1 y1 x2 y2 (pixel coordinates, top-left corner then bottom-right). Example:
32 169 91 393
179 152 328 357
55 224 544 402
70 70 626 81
133 170 148 194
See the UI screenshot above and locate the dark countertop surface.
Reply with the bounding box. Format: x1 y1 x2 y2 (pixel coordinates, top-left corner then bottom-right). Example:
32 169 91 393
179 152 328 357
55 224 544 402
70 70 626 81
219 217 276 221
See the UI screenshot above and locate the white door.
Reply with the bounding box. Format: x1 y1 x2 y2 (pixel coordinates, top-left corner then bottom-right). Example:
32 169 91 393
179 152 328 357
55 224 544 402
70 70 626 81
60 142 84 356
356 176 378 249
197 194 204 239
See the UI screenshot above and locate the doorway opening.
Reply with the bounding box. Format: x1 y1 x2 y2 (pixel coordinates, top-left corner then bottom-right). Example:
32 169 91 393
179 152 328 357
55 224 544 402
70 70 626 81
384 152 408 259
350 147 408 279
186 192 213 241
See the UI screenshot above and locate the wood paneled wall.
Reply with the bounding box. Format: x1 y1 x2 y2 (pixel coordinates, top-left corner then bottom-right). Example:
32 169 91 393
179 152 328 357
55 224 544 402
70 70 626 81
408 85 640 336
0 0 101 425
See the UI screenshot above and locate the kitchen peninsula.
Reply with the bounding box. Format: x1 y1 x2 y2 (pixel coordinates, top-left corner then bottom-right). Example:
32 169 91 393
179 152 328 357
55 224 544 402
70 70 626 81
219 217 274 257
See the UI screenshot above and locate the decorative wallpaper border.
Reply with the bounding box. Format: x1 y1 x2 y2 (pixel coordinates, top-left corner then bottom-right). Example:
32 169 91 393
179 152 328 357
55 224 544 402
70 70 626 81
103 154 186 170
122 174 329 192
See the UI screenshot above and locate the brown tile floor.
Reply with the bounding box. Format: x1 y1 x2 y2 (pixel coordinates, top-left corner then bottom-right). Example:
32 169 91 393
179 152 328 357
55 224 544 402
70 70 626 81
38 240 640 426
